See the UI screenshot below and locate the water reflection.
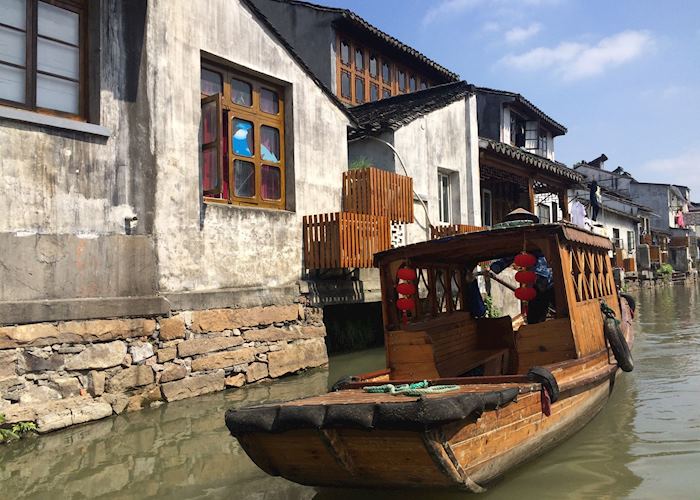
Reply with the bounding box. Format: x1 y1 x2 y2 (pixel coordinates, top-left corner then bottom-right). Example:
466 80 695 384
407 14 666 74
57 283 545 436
1 282 699 499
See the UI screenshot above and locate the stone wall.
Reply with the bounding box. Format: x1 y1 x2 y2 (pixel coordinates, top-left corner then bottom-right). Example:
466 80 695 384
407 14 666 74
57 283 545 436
0 303 327 434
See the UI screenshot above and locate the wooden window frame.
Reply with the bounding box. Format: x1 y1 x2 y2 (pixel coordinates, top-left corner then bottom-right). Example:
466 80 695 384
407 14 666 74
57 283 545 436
438 172 451 224
0 0 88 120
334 32 433 105
200 62 286 210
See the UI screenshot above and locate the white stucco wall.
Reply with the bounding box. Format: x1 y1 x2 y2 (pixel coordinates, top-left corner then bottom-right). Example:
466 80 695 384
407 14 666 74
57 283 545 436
147 0 351 292
392 96 480 242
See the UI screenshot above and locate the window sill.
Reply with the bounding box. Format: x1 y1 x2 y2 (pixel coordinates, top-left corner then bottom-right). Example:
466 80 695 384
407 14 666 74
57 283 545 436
203 199 292 214
0 105 112 138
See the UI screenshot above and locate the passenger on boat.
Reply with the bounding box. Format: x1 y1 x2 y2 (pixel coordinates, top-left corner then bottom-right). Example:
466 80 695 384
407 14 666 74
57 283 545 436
490 253 554 324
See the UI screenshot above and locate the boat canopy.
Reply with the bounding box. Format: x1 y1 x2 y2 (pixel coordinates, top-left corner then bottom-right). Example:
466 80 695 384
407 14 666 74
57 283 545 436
374 223 612 268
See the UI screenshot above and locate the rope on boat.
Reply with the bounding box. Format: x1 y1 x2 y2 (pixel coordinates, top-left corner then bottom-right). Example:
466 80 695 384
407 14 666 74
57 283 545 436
600 299 620 325
362 380 460 396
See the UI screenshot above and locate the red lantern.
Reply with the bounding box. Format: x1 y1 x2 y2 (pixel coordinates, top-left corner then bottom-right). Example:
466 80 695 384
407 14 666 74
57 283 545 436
514 252 537 268
396 298 416 311
397 268 417 281
515 287 537 301
515 270 537 285
396 282 417 296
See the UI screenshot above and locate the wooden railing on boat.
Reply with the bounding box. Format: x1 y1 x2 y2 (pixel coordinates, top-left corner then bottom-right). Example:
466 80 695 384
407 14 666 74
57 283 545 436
302 212 390 269
430 224 486 239
342 167 413 223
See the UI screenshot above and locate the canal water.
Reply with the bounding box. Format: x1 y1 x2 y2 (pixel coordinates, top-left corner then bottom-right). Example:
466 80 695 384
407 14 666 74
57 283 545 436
2 282 699 499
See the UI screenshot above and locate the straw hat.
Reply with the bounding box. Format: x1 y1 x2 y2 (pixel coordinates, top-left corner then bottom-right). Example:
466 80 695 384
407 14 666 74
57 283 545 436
503 208 540 223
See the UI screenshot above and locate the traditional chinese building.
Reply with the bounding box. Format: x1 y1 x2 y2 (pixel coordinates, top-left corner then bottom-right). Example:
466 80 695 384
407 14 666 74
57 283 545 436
0 0 356 431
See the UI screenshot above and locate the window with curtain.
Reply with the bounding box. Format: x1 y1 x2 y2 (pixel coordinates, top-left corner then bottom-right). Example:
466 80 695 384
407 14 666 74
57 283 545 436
200 62 286 210
0 0 87 118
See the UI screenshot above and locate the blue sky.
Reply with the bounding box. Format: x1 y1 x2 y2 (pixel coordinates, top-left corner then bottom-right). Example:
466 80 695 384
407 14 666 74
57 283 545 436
320 0 700 199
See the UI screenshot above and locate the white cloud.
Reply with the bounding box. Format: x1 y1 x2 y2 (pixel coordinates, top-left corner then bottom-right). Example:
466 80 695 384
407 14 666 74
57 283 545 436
638 149 700 197
423 0 483 26
499 30 654 81
504 23 542 43
423 0 561 26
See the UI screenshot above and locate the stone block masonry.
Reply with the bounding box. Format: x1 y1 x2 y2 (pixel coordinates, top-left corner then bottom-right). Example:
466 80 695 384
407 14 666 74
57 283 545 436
0 303 327 434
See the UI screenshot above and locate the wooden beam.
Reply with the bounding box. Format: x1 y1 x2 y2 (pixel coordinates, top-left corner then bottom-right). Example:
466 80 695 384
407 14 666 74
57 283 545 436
559 189 570 221
528 177 535 213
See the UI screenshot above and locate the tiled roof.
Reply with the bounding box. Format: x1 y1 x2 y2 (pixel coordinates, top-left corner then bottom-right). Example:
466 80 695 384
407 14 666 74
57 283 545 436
348 81 473 138
266 0 459 82
475 87 567 135
240 0 357 125
479 137 584 184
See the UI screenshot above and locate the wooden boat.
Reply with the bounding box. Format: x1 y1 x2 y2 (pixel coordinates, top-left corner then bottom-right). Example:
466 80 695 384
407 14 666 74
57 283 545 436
225 222 635 491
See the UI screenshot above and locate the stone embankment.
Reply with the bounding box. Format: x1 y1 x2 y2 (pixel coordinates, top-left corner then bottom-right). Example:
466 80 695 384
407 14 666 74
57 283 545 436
0 304 328 433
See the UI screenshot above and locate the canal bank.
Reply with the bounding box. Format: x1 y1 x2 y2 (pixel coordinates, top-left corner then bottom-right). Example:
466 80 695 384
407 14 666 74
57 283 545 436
1 281 699 499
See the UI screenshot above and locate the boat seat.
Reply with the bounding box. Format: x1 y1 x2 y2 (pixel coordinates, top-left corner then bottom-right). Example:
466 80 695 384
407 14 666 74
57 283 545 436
475 316 519 374
387 313 515 380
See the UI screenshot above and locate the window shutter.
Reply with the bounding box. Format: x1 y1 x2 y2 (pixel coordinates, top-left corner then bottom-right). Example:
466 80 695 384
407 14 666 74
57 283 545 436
200 93 223 197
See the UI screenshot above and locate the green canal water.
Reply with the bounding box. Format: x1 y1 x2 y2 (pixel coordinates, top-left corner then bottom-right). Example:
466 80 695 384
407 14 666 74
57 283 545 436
2 282 699 499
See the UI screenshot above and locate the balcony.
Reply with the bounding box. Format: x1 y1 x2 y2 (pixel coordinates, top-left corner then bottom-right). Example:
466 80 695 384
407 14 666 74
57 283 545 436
431 224 486 239
303 167 413 270
342 167 413 223
303 212 390 269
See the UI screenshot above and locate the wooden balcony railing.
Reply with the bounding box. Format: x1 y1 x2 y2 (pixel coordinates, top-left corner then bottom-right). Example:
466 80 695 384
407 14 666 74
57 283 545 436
670 236 690 247
303 212 391 269
430 224 486 240
342 167 413 223
649 245 661 263
614 248 624 268
623 257 636 273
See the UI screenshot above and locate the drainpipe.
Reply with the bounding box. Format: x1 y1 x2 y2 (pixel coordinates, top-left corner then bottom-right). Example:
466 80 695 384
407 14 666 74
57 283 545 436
348 136 432 239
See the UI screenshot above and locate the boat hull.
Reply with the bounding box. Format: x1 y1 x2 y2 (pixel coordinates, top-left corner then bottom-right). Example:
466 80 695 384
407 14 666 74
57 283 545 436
231 375 614 490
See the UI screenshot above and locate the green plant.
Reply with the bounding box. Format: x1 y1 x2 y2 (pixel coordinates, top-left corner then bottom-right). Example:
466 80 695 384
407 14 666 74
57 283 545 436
349 157 373 170
0 413 37 443
659 263 673 276
484 295 502 318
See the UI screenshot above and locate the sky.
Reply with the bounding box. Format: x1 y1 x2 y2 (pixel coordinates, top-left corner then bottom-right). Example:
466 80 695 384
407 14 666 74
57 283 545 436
318 0 700 199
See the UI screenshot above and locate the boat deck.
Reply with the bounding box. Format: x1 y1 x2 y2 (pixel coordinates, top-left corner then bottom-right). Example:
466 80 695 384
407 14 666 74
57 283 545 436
278 382 540 406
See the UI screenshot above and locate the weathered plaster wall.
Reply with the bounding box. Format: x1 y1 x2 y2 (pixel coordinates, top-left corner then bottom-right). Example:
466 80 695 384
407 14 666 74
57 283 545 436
629 183 671 232
0 1 158 312
249 0 338 92
348 97 481 244
393 97 480 236
147 0 350 293
348 131 396 175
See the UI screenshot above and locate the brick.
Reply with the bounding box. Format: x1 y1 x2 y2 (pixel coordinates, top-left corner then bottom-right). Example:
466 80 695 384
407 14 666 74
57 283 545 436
160 363 187 383
64 341 127 370
161 371 225 402
190 348 256 372
157 346 177 363
191 305 299 333
245 362 268 383
177 336 244 358
106 365 154 392
267 339 328 378
159 316 186 341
